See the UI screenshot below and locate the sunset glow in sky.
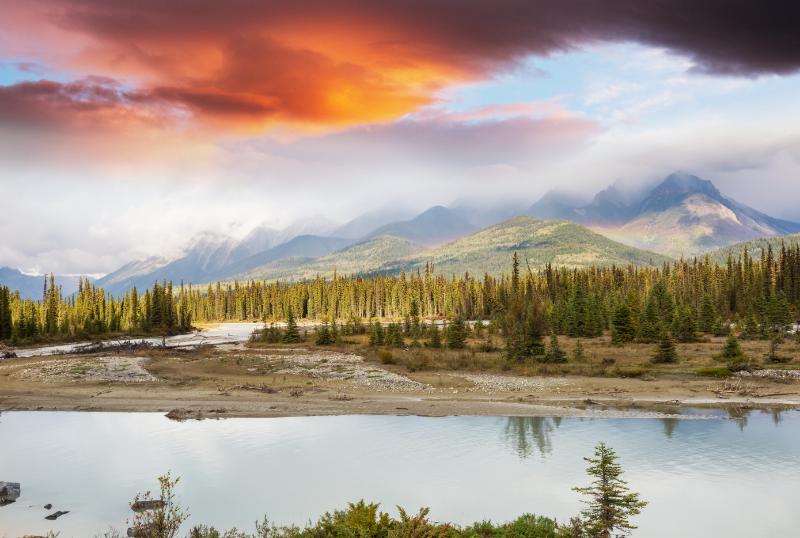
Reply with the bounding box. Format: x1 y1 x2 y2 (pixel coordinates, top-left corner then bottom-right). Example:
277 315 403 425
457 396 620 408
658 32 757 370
2 1 800 274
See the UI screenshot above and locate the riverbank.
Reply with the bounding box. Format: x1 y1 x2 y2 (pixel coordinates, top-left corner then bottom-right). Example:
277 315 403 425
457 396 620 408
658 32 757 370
1 342 798 419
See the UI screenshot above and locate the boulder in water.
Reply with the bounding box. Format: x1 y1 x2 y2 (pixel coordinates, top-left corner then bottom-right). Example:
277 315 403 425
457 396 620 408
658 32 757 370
0 482 20 504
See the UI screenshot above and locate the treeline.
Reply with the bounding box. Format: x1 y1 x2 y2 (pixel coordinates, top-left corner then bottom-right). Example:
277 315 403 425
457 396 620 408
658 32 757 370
186 244 799 333
3 243 799 345
0 275 192 343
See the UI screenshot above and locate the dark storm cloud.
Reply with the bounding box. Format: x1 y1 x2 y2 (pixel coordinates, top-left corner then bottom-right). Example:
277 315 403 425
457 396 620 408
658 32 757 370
1 0 797 130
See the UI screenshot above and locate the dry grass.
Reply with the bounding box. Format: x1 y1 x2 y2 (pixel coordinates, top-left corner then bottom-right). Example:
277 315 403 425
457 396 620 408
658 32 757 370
353 334 800 379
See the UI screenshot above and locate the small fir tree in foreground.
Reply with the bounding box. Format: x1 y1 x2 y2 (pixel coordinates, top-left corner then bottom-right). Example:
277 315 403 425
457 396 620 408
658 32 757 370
651 333 678 364
573 443 647 538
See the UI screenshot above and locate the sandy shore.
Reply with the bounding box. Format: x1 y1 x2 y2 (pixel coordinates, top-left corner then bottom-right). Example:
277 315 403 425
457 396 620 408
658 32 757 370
1 344 798 419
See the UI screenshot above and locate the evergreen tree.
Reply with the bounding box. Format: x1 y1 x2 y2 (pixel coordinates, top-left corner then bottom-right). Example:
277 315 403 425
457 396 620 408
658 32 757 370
505 303 546 362
637 297 662 343
0 287 12 340
543 332 567 363
766 292 792 337
315 321 334 345
719 335 750 371
283 306 302 343
368 320 385 346
573 443 647 538
765 337 788 363
720 335 745 360
651 332 678 364
611 303 635 345
699 294 717 334
446 316 468 349
672 306 697 343
572 339 586 362
741 315 760 340
428 323 442 348
385 323 404 347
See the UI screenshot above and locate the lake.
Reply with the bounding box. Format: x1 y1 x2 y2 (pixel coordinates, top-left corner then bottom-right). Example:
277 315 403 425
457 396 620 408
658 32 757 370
1 410 798 537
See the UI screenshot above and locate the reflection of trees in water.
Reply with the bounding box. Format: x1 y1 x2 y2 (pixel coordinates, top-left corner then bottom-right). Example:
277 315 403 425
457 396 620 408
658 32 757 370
764 408 784 425
727 406 751 431
503 417 560 458
661 417 678 438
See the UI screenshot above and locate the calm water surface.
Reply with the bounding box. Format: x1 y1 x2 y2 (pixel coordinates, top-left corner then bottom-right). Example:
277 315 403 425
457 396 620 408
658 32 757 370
1 410 798 537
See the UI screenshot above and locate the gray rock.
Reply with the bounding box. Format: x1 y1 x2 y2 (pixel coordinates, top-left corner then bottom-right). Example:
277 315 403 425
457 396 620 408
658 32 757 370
0 482 20 504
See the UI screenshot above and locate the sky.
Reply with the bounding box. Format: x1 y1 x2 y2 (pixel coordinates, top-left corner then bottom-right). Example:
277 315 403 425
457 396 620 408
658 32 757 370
1 0 799 275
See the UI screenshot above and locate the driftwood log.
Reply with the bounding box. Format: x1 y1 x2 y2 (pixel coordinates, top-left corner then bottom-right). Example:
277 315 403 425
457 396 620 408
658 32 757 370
127 523 157 537
0 481 20 504
131 499 165 512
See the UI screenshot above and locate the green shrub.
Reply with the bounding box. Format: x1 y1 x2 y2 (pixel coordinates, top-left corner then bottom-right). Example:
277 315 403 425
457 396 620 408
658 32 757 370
696 366 732 378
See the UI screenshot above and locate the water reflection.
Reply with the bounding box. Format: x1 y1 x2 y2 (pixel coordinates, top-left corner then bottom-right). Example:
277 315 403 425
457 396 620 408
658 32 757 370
503 416 561 458
727 406 752 430
661 417 678 438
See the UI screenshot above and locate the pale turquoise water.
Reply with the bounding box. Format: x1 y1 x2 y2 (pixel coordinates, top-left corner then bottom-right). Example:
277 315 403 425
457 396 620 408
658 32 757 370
1 410 798 537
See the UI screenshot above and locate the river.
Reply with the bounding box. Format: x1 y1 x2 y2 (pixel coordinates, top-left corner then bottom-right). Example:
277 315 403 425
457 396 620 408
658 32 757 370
1 410 798 537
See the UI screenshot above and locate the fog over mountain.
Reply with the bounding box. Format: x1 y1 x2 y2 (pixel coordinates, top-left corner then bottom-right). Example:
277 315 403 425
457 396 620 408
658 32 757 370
12 171 787 297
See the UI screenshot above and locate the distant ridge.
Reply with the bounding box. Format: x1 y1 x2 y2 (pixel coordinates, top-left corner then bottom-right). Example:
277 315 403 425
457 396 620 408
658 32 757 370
708 232 800 263
224 216 668 283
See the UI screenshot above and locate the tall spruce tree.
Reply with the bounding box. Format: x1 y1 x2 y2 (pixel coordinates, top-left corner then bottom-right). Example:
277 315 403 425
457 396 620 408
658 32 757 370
573 443 647 538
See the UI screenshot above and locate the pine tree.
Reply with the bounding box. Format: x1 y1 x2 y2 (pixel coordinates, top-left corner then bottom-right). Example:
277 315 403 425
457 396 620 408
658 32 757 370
741 315 760 340
651 332 678 364
637 297 662 343
428 323 442 348
765 337 788 363
386 323 404 347
543 332 567 363
672 306 697 343
315 321 334 345
720 335 745 360
699 294 717 334
446 315 468 349
572 339 586 362
611 303 635 345
368 319 385 346
573 443 647 538
719 335 750 371
767 292 792 337
283 306 302 343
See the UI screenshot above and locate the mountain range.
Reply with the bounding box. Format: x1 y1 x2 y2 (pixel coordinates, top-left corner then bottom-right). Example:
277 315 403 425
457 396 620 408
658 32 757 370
528 172 800 257
0 267 84 300
4 172 799 297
